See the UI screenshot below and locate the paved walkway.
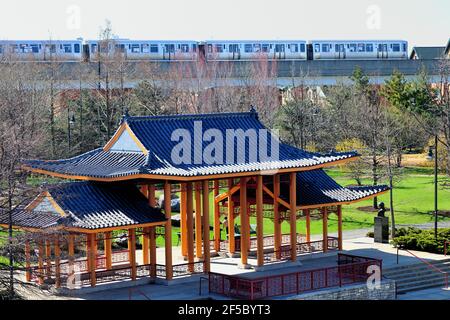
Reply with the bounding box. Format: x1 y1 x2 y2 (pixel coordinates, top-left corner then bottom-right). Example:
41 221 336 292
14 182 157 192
397 287 450 300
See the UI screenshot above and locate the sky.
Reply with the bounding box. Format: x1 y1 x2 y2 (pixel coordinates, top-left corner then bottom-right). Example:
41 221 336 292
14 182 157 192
0 0 448 47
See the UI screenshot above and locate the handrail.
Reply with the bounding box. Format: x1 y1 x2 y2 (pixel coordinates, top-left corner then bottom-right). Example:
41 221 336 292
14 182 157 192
404 249 449 289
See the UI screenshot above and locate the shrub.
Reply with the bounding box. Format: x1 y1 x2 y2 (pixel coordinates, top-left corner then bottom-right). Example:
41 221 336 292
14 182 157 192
391 227 450 254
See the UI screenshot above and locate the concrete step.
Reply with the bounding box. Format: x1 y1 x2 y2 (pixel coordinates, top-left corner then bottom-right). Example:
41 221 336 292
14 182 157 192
384 262 450 276
396 273 448 287
385 267 450 280
384 259 450 273
397 279 448 294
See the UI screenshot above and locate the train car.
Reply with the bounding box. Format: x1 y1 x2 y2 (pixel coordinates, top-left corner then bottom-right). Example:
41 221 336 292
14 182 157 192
204 40 307 61
310 40 408 60
86 39 198 61
0 39 83 61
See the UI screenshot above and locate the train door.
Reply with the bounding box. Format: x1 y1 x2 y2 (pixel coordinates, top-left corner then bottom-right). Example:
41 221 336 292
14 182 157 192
229 44 240 60
275 44 285 59
164 44 175 60
335 44 346 59
378 43 388 59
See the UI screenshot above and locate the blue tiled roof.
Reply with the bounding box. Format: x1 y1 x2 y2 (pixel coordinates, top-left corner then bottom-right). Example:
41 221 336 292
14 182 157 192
0 182 166 230
23 111 358 179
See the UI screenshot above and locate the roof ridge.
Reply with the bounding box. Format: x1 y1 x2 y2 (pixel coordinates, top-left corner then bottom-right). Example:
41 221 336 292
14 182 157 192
125 111 258 122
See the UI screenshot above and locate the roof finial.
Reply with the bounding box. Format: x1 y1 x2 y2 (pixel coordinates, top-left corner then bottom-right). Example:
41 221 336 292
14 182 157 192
249 105 258 119
121 107 130 124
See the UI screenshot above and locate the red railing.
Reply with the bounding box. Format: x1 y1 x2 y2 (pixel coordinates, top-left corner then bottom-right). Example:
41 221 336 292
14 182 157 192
404 249 449 289
211 234 306 252
209 253 382 300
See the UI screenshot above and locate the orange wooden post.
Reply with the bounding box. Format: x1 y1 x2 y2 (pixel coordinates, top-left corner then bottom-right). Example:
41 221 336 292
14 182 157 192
88 233 97 287
68 234 75 278
305 209 311 243
213 180 221 252
143 227 150 265
148 184 157 207
228 179 235 254
164 181 173 280
37 241 44 285
25 238 31 282
85 234 91 271
45 239 52 278
273 174 281 260
186 182 195 272
337 205 343 251
195 182 203 259
149 227 157 278
202 180 211 273
289 172 297 262
129 229 137 280
240 178 249 268
256 176 264 267
104 231 112 270
180 183 188 258
141 184 149 197
323 207 329 253
54 236 61 288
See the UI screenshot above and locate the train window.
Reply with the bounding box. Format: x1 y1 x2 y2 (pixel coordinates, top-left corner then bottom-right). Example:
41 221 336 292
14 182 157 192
229 44 239 53
366 44 373 52
0 45 3 54
314 44 320 52
165 44 175 53
244 44 253 53
74 44 80 53
131 44 140 53
19 44 27 53
402 43 407 52
253 44 261 52
321 44 330 53
357 44 365 52
91 44 98 53
215 44 223 53
63 44 72 53
11 45 18 53
275 44 285 53
290 44 298 53
192 44 197 52
392 44 400 52
150 45 158 53
181 44 190 53
141 44 150 53
300 43 305 52
262 44 270 52
30 44 39 53
208 44 213 53
348 44 357 52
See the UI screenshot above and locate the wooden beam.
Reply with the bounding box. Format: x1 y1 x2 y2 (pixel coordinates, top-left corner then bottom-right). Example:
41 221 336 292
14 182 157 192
25 239 31 282
213 180 221 252
323 207 328 253
164 181 173 281
214 184 240 203
262 185 291 210
240 178 249 267
228 179 235 254
195 182 203 259
54 236 61 288
202 180 211 273
149 227 157 278
129 229 137 280
256 176 264 267
305 209 311 243
186 183 194 272
273 174 282 260
180 183 188 258
104 232 112 270
142 227 150 265
337 205 343 251
289 172 297 262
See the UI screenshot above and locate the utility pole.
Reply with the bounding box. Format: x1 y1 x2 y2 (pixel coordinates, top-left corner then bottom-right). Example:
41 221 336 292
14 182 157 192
434 134 438 240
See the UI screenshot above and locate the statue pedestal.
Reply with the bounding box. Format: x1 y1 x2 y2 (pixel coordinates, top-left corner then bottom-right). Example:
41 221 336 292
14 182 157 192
374 217 389 244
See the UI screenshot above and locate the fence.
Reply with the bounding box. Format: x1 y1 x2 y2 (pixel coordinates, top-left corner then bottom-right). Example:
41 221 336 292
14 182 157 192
209 253 382 300
211 234 306 252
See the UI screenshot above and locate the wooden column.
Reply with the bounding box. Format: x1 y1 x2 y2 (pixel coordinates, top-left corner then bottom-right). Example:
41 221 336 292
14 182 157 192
129 229 137 280
256 176 264 267
68 234 75 276
228 179 235 254
25 238 31 282
164 181 173 280
88 233 97 287
148 184 157 207
202 180 211 273
195 182 203 259
323 207 329 253
186 183 195 272
45 239 52 278
143 227 150 265
104 231 112 270
180 183 188 258
54 236 61 288
85 234 91 271
337 205 343 251
213 180 221 252
38 241 44 285
149 227 157 278
240 178 249 267
305 209 311 243
273 174 281 260
289 172 297 262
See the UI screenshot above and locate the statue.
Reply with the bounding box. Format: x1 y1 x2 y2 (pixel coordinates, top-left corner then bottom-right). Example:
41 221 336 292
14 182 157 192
377 202 386 217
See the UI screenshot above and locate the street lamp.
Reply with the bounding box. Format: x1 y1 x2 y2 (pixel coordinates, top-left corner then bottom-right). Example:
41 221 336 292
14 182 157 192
428 136 439 239
68 112 76 153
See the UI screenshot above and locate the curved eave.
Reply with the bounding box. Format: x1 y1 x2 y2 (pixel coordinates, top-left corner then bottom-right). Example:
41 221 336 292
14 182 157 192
21 154 360 182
